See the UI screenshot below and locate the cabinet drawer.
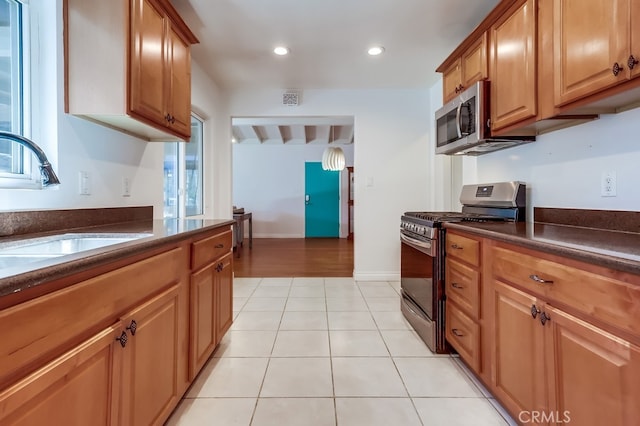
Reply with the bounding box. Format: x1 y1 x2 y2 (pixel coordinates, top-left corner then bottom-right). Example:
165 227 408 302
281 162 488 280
492 245 640 339
446 258 480 320
446 233 480 266
191 229 232 271
446 303 481 372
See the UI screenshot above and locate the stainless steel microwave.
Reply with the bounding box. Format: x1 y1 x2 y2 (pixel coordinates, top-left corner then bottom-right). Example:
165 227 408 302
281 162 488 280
434 80 535 156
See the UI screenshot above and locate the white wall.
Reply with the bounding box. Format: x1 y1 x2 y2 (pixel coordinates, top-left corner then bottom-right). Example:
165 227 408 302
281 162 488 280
0 0 231 221
228 89 432 280
428 79 640 217
474 107 640 216
233 143 354 238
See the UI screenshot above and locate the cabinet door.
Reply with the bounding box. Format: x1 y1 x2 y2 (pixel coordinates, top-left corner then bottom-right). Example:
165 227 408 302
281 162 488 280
120 284 181 426
554 0 630 105
490 0 537 131
0 325 122 426
216 253 234 343
545 306 640 426
631 0 640 78
190 262 216 379
462 33 488 89
442 59 462 103
492 281 548 418
167 24 192 138
129 0 167 126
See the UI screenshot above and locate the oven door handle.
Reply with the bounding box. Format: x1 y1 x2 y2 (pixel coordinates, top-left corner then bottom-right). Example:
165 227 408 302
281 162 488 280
400 233 436 256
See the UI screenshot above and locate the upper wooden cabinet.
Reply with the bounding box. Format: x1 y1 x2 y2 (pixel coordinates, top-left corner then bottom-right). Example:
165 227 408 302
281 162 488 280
442 33 488 103
65 0 198 141
129 0 194 139
553 0 632 106
489 0 537 132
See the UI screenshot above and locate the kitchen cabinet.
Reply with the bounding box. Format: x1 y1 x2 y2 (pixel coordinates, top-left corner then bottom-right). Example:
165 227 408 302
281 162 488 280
65 0 198 141
442 33 488 104
0 324 122 425
129 0 194 138
0 248 187 426
491 280 547 420
0 224 234 425
444 231 483 374
544 306 640 426
489 0 537 132
553 0 634 107
189 230 234 379
119 284 183 426
488 241 640 425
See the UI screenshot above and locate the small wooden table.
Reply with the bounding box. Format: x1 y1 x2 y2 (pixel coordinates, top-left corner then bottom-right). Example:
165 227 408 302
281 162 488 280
233 212 252 258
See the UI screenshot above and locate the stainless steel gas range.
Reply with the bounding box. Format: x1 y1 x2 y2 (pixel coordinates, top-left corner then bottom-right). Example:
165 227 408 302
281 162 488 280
400 181 526 353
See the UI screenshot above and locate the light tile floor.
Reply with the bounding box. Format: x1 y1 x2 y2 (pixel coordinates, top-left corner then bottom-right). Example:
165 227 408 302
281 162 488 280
166 277 517 426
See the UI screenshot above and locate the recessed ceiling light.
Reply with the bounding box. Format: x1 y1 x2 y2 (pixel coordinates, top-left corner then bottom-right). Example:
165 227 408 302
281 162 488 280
367 46 385 56
274 46 289 56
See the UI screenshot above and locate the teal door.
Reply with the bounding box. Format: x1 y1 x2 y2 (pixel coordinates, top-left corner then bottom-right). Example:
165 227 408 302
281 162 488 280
305 162 340 238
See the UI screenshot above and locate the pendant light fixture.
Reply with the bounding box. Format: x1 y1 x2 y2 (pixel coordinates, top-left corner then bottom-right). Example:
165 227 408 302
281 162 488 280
321 126 346 171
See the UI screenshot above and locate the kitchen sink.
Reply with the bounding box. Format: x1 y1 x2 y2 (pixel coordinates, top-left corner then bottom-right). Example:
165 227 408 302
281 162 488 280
0 233 153 269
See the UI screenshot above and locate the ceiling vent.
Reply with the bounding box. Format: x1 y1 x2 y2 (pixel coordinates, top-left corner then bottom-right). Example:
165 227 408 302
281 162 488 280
282 90 300 106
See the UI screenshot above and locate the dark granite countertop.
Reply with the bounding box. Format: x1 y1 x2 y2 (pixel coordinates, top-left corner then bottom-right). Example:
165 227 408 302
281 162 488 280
444 221 640 275
0 218 234 300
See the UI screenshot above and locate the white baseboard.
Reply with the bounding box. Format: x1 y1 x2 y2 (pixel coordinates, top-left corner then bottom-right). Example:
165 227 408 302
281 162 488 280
253 233 305 238
353 271 400 282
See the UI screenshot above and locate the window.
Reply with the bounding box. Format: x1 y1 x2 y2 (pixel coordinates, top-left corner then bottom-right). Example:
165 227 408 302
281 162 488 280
163 114 204 218
0 0 36 186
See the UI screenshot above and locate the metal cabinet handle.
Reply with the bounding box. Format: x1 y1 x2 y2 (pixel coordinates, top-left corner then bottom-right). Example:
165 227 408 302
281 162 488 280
126 320 137 336
530 304 540 319
529 274 553 285
165 113 172 122
612 62 624 76
214 243 224 248
116 331 128 348
628 55 639 70
451 328 464 337
540 312 551 326
169 115 176 124
450 244 463 250
451 282 464 290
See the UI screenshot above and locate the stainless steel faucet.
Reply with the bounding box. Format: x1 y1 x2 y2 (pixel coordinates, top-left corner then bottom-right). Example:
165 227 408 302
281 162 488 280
0 131 61 187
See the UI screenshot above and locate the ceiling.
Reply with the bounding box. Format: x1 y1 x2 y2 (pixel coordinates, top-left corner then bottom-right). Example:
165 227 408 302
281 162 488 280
171 0 501 142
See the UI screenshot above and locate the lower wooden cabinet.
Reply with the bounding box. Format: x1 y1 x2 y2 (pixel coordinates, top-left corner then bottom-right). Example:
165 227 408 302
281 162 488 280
491 281 547 420
0 324 122 425
489 241 640 425
0 224 233 425
119 284 183 426
189 251 233 380
545 306 640 426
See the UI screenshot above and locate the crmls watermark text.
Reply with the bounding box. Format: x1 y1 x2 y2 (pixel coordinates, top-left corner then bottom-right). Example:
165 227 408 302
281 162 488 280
518 411 571 423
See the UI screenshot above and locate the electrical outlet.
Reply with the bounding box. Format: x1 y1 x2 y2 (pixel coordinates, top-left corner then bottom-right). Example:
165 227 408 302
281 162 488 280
78 171 91 195
122 177 131 197
601 171 617 197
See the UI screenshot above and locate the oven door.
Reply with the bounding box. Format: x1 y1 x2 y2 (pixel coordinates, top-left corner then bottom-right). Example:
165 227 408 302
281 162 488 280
400 230 447 353
400 233 436 320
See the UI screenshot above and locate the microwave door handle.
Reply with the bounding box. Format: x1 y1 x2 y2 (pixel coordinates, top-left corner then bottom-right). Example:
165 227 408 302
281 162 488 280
455 103 463 139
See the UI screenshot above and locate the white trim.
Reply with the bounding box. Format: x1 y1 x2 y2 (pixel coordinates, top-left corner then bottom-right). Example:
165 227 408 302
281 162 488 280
353 271 400 282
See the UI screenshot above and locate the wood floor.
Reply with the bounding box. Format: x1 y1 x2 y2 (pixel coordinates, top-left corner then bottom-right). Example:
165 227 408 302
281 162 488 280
232 238 354 277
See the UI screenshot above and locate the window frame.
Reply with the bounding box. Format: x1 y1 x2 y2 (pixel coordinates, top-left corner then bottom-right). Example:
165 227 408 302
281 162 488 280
163 113 205 219
0 0 39 189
